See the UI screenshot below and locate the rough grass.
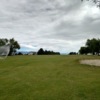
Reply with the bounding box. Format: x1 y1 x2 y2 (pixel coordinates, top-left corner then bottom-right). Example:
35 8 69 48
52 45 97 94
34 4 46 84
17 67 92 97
0 55 100 100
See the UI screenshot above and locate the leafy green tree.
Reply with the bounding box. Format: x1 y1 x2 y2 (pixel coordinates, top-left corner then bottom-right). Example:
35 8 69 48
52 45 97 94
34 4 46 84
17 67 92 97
37 48 44 55
93 39 100 55
0 38 20 56
8 38 20 55
79 47 90 55
79 38 100 55
0 39 8 46
86 38 99 55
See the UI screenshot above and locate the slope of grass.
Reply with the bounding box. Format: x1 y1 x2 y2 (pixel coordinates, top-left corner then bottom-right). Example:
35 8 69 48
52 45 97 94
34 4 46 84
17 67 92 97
0 55 100 100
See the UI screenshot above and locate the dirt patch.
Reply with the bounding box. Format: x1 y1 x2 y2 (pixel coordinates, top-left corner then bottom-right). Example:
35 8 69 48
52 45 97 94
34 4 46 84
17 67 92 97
80 59 100 66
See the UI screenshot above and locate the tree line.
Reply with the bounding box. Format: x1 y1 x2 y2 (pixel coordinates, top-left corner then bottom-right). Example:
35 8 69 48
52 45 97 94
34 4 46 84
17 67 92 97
37 48 60 55
1 38 99 56
0 38 60 56
79 38 100 55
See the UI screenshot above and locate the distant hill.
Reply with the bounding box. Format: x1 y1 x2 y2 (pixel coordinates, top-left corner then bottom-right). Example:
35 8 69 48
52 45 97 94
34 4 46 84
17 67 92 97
16 51 37 55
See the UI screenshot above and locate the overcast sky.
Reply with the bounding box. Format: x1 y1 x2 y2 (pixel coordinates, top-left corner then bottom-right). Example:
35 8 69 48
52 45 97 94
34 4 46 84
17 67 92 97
0 0 100 53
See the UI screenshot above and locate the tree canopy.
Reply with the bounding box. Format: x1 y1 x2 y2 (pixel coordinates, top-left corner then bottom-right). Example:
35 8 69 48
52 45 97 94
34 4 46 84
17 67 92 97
79 38 100 55
0 38 20 56
81 0 100 7
0 39 8 46
8 38 20 55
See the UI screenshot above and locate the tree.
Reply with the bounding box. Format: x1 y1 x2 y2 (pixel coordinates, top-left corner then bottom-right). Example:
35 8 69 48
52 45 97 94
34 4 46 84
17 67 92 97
79 38 100 55
97 39 100 55
79 47 90 55
0 39 8 46
8 38 20 55
86 38 99 55
37 48 44 55
81 0 100 7
0 38 20 56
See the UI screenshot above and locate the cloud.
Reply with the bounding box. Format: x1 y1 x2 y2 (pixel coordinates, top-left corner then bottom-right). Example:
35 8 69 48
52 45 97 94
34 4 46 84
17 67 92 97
0 0 100 53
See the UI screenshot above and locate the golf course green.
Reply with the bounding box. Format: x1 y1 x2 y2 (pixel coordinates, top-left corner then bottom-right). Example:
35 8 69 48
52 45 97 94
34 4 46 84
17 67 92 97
0 55 100 100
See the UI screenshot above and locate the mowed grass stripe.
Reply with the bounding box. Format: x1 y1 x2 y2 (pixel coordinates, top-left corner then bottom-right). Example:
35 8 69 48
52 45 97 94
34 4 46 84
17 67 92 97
0 55 100 100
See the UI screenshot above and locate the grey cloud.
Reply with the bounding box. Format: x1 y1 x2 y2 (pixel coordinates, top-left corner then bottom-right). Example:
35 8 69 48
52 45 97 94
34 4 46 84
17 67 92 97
0 0 100 53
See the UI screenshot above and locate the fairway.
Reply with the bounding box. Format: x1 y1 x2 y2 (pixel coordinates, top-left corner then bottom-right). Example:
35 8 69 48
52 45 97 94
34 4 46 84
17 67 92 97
0 55 100 100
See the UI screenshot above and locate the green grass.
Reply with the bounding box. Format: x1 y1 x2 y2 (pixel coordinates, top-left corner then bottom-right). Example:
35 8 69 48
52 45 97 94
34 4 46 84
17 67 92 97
0 55 100 100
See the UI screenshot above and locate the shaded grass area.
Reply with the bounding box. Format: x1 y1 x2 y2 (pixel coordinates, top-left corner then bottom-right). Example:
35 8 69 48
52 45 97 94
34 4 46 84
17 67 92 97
0 55 100 100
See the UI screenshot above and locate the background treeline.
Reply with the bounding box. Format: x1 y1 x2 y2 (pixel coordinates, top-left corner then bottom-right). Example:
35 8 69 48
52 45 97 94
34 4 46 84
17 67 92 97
68 52 78 55
0 38 60 56
1 38 99 56
37 48 60 55
79 38 100 55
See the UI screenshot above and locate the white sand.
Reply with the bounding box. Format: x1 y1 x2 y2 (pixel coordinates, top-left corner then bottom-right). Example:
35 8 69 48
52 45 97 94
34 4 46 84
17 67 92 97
80 59 100 66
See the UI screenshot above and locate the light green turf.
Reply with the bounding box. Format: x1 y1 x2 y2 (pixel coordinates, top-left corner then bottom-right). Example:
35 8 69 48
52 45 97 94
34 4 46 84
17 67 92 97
0 55 100 100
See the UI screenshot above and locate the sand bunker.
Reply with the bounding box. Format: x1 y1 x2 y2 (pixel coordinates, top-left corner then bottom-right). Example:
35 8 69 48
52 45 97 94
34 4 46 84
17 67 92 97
80 59 100 66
